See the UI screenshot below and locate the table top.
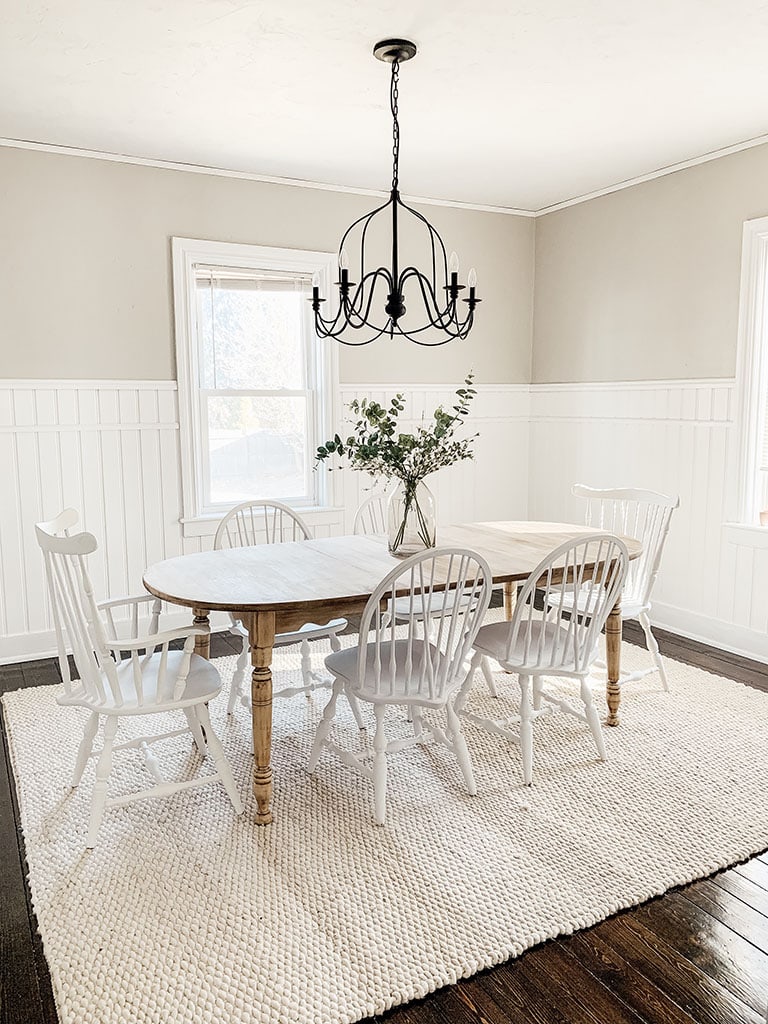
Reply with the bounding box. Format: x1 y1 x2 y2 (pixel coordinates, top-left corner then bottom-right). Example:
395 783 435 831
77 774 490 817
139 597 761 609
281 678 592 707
142 521 642 615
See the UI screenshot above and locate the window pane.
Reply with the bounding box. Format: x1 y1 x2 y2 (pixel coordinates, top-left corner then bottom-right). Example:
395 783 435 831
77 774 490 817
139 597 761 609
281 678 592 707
198 281 306 390
206 396 309 504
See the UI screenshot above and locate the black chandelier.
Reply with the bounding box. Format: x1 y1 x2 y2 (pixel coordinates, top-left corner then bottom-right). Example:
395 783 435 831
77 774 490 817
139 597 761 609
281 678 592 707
311 38 480 346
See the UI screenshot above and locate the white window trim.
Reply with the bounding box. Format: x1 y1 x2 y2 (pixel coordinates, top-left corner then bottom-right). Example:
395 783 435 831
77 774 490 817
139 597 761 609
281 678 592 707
172 237 340 537
734 216 768 526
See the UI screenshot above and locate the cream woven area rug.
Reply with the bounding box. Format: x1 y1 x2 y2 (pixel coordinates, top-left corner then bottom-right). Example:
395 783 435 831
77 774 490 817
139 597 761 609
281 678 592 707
5 613 768 1024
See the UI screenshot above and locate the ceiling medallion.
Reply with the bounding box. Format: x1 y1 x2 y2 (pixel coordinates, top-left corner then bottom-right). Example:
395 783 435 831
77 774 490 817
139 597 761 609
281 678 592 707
311 38 480 346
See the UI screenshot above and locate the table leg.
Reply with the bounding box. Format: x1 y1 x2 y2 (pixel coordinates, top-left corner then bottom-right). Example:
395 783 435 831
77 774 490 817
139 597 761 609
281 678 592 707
605 601 622 727
192 607 210 659
249 611 275 825
503 581 516 621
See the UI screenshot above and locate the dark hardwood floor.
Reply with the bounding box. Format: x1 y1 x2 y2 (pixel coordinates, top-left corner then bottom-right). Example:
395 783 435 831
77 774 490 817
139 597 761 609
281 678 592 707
2 624 768 1024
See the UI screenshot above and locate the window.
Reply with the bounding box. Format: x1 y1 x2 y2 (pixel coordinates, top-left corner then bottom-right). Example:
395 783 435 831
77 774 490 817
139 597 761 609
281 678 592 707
172 238 338 531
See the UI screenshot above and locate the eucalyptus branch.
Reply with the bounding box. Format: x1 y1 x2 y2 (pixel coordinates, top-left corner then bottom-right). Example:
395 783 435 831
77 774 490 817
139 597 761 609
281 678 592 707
315 373 479 485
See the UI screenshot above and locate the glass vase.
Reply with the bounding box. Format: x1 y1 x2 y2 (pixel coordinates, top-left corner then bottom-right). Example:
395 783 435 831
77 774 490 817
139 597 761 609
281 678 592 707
386 479 437 557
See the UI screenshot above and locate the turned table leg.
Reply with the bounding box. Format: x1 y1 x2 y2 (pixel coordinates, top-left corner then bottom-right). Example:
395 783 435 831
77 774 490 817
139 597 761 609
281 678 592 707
605 601 622 727
249 611 275 825
503 580 516 621
192 607 211 659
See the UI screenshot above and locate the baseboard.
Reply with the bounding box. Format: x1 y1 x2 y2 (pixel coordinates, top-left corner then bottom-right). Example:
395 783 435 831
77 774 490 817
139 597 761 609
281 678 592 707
651 601 768 665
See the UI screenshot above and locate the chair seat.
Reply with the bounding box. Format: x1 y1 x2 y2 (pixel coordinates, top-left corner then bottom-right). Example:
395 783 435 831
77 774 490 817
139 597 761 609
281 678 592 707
390 589 476 621
326 640 450 705
547 583 646 621
231 617 347 645
473 619 596 674
58 651 222 714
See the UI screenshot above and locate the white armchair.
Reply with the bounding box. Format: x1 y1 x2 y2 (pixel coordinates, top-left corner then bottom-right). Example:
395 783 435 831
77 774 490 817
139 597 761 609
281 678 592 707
36 509 243 847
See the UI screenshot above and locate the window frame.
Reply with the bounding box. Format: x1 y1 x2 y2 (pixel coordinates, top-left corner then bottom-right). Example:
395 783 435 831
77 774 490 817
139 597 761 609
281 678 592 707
172 237 339 536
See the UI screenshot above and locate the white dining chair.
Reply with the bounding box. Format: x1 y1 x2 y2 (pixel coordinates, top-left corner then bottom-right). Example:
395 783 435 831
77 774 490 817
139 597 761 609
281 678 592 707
456 534 628 786
549 485 679 690
214 499 364 729
36 509 243 848
308 546 493 825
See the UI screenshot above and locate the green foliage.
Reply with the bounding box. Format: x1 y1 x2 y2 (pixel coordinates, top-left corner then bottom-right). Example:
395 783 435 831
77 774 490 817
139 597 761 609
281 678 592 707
316 373 478 484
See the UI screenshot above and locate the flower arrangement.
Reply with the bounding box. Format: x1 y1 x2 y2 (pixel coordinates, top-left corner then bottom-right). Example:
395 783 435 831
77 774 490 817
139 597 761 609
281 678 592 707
316 374 478 554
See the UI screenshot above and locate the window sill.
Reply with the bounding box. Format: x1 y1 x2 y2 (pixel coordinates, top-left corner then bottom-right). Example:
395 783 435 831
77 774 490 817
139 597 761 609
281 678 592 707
723 522 768 549
180 506 346 540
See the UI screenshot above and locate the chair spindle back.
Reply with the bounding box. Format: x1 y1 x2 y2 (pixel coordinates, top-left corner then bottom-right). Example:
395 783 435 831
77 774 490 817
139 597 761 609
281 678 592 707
574 485 678 610
508 534 628 674
214 499 311 550
35 513 119 705
352 491 388 536
358 547 492 701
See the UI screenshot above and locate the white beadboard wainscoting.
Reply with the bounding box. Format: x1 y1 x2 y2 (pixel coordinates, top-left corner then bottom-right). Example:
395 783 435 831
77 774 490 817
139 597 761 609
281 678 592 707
527 378 768 662
4 375 768 664
0 380 529 663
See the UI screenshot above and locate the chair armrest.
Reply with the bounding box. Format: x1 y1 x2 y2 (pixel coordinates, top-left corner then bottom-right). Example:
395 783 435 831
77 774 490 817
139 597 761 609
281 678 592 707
98 594 163 643
97 593 159 611
104 624 209 653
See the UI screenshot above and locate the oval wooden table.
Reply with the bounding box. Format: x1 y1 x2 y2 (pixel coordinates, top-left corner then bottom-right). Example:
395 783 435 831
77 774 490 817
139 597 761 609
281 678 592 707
143 521 642 824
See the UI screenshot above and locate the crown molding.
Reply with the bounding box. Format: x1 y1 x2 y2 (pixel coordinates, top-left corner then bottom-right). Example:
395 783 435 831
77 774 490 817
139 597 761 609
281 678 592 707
4 130 768 219
0 137 536 217
535 131 768 216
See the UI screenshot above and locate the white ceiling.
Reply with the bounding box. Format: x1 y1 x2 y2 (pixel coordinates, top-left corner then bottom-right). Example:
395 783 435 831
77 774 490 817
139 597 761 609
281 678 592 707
3 0 768 211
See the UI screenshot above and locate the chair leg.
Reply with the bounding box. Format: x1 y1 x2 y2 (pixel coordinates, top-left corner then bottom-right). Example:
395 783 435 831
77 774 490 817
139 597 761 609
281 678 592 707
581 677 607 760
480 656 498 698
228 636 249 715
455 649 482 714
184 708 207 755
532 675 543 711
447 702 476 796
196 704 243 814
519 674 534 786
411 704 423 739
71 711 99 788
300 639 313 694
308 678 343 771
638 611 669 691
372 704 388 825
87 716 118 848
347 692 366 730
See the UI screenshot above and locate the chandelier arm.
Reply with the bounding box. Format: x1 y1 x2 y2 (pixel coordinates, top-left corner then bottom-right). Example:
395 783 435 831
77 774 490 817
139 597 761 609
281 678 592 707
392 317 473 346
397 267 468 333
322 268 394 338
346 268 394 328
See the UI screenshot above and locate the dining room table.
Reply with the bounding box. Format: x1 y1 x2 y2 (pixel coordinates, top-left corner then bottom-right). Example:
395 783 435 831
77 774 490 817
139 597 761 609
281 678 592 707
143 520 642 825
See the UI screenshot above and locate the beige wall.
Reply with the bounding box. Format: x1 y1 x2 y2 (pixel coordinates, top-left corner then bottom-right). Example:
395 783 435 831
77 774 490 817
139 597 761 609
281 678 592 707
0 146 534 384
533 143 768 383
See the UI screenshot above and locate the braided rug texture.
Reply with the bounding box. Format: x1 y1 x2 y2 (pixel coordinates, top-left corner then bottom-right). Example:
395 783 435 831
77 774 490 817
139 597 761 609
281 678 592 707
4 609 768 1024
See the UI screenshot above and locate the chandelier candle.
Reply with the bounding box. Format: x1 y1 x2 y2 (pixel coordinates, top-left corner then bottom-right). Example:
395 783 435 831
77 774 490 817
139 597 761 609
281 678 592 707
311 39 481 346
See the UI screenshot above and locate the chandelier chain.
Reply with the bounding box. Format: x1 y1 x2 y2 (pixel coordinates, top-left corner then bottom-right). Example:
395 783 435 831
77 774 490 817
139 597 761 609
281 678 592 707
391 59 400 191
